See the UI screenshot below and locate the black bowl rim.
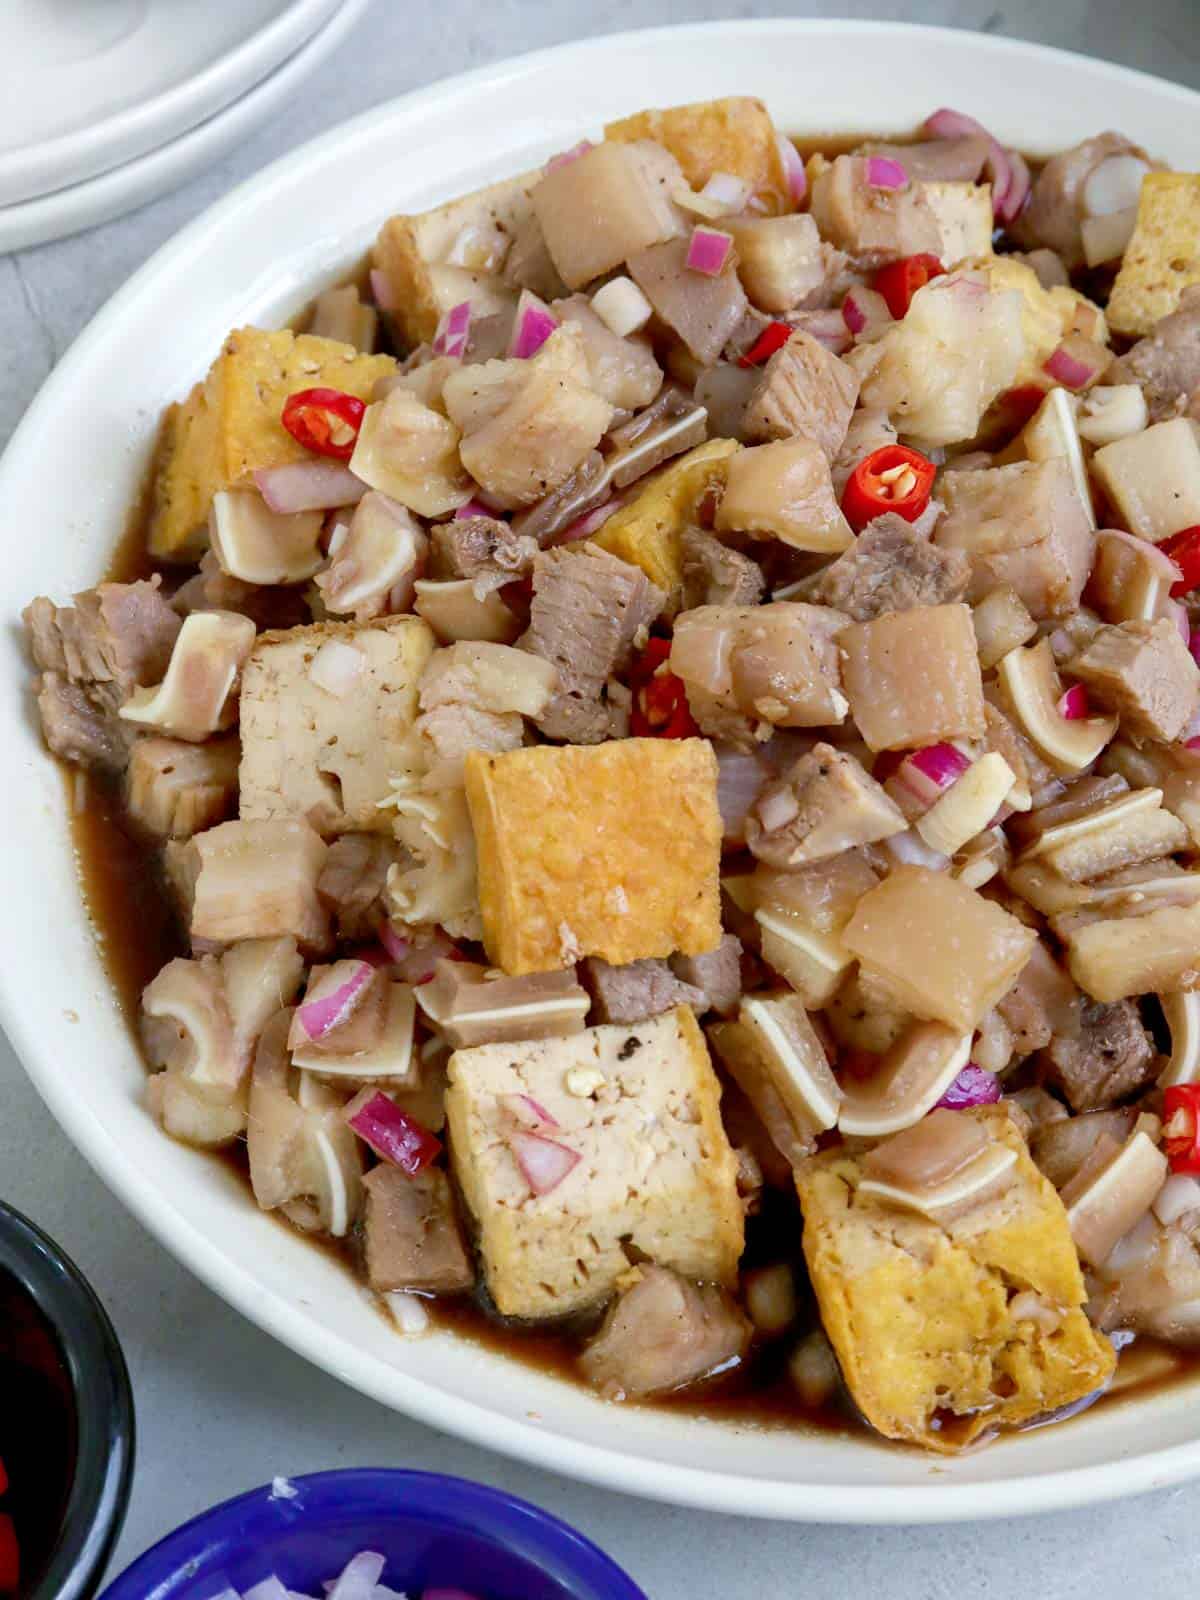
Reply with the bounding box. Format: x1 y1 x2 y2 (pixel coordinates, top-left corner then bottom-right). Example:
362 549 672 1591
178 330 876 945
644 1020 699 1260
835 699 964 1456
0 1200 135 1600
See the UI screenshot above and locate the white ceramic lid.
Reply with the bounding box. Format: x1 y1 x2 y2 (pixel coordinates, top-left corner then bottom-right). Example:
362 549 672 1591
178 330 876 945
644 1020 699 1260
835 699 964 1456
0 0 346 207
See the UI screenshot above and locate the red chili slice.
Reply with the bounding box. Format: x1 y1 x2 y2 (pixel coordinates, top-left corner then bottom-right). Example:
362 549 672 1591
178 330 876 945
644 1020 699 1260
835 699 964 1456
1160 526 1200 597
281 387 366 461
629 637 699 739
873 253 945 320
1164 1084 1200 1174
738 321 793 368
841 443 936 533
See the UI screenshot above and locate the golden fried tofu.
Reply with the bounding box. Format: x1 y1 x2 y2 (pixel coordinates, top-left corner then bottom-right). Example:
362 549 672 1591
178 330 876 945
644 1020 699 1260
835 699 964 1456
1107 173 1200 338
150 327 395 558
464 738 722 975
239 615 434 835
796 1108 1116 1452
606 96 791 214
591 438 739 598
446 1006 743 1318
371 169 542 348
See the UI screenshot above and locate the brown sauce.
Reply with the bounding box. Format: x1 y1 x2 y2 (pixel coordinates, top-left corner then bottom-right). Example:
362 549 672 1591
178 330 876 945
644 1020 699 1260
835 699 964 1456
58 129 1199 1451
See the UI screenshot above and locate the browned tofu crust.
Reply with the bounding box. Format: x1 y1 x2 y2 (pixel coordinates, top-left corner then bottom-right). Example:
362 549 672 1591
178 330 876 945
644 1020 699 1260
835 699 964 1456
796 1108 1116 1452
464 737 723 975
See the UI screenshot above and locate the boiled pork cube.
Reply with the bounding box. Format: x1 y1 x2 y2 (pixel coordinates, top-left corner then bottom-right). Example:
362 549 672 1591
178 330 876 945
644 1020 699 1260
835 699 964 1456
1069 618 1200 743
807 514 970 622
838 603 985 751
362 1166 474 1294
580 1265 750 1397
742 329 859 460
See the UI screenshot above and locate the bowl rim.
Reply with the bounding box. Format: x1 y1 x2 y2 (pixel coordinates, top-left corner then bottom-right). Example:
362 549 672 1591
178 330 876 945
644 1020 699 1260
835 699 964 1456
96 1467 648 1599
6 16 1200 1527
0 1201 135 1600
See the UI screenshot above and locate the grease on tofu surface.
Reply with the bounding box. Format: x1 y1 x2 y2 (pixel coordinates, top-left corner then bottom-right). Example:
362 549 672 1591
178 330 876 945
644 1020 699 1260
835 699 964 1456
464 738 723 975
796 1108 1117 1452
446 1006 743 1319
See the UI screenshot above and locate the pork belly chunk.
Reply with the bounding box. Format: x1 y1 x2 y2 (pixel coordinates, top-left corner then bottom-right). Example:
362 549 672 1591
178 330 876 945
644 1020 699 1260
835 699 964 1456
1108 286 1200 421
580 1265 750 1398
125 736 239 838
808 514 970 621
935 459 1095 621
796 1107 1116 1451
521 545 664 744
362 1165 474 1294
809 154 943 264
838 603 985 752
742 330 859 460
532 139 687 291
679 529 765 609
1040 999 1156 1113
24 579 181 709
445 1007 743 1318
715 438 852 555
745 743 905 867
1069 618 1200 743
181 818 330 955
464 739 722 976
842 866 1036 1032
238 615 434 835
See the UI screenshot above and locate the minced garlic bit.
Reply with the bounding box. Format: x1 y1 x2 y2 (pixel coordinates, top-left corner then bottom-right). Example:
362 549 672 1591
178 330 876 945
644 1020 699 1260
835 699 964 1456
565 1066 607 1098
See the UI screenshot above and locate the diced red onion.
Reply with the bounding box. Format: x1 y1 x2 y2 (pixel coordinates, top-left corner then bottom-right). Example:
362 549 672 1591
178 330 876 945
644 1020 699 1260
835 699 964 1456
545 139 594 172
776 132 807 205
453 497 496 521
508 289 558 359
432 300 472 359
701 171 753 212
1187 737 1200 752
937 1064 1002 1109
506 1128 581 1194
255 461 367 514
502 1092 560 1133
378 923 460 984
1057 684 1091 720
790 308 852 354
347 1092 442 1175
328 1551 386 1600
865 155 907 190
553 496 621 546
296 961 373 1041
369 268 396 313
885 829 949 871
999 149 1032 225
922 108 1014 219
686 225 734 277
1044 343 1099 390
842 292 867 336
1190 627 1200 669
899 742 970 805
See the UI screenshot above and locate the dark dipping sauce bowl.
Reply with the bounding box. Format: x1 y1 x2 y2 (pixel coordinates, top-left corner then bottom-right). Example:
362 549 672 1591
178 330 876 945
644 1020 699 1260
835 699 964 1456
0 1202 134 1599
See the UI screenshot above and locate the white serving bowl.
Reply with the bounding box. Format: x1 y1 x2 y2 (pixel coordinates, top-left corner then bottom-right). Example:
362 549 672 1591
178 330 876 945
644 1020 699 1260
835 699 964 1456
4 20 1200 1524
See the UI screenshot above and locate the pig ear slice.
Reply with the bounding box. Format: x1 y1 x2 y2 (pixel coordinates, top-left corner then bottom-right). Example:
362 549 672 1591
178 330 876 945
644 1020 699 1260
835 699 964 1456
119 610 256 742
1160 992 1200 1088
838 1023 973 1138
997 638 1117 773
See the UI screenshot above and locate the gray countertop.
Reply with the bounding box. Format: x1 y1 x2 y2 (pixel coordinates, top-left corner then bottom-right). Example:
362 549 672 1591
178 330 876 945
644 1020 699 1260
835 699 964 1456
3 2 1200 1594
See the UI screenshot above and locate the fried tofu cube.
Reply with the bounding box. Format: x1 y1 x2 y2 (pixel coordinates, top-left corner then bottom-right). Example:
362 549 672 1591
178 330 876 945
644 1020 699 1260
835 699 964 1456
838 603 985 752
796 1107 1116 1452
150 327 395 558
446 1006 743 1317
605 96 792 214
922 180 994 265
239 616 435 835
842 865 1036 1031
1107 173 1200 338
592 438 739 596
371 168 541 348
464 738 722 976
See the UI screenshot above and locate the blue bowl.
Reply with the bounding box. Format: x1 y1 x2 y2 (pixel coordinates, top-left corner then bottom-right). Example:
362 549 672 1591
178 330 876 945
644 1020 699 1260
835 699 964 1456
98 1469 648 1600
